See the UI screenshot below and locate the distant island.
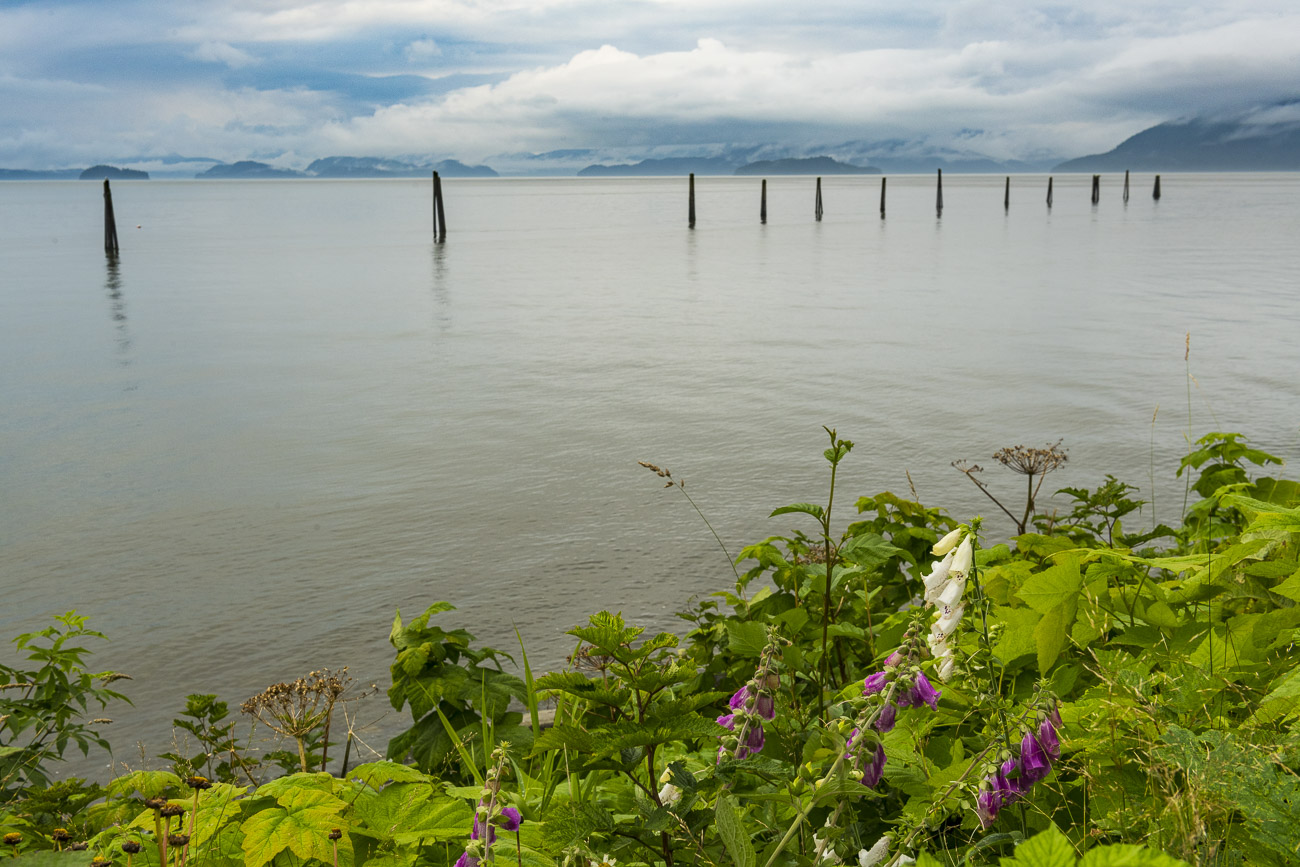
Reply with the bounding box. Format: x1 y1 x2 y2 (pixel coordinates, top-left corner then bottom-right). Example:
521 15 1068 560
577 157 740 177
734 156 879 175
196 157 499 179
80 164 149 180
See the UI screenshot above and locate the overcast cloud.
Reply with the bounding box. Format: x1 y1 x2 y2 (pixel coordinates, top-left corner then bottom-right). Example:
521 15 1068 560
1 0 1297 171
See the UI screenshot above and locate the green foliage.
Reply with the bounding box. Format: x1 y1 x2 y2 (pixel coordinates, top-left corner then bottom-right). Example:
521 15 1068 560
3 429 1298 867
0 612 130 802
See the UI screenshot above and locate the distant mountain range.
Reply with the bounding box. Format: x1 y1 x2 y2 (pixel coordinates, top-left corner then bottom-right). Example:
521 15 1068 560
195 157 498 179
577 155 879 176
1054 103 1300 171
0 164 148 180
735 156 878 175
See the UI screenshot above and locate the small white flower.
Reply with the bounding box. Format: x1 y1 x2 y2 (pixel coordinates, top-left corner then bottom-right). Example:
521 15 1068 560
935 603 964 637
950 536 973 576
922 551 955 604
657 782 681 805
589 855 616 867
936 653 956 682
932 527 964 556
858 836 890 867
937 573 967 608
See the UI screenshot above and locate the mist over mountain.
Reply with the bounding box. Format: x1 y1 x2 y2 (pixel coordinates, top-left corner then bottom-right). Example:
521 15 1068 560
1054 102 1300 171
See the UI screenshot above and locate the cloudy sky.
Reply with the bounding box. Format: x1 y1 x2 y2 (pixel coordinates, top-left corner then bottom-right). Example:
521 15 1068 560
2 0 1298 173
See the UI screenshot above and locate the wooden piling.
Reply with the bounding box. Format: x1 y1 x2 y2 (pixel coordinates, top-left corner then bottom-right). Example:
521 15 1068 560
760 179 767 224
814 177 823 222
1123 170 1130 204
1153 175 1161 201
1091 174 1100 205
1004 176 1010 211
1046 176 1053 208
432 171 447 241
103 179 119 255
688 173 696 229
936 168 943 217
880 177 886 219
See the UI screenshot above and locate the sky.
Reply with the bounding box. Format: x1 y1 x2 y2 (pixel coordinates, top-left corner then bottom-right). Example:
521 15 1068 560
2 0 1299 173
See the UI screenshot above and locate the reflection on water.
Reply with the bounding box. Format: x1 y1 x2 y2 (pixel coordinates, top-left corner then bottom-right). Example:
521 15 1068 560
431 242 451 333
104 253 132 363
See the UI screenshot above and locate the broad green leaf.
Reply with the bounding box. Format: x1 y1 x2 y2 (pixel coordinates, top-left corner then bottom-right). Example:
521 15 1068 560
714 794 756 867
993 606 1043 667
346 760 429 790
839 532 907 569
1002 823 1076 867
770 503 825 521
240 786 350 867
1078 843 1189 866
726 620 769 657
1017 556 1083 614
1036 598 1077 673
106 770 182 800
255 772 342 804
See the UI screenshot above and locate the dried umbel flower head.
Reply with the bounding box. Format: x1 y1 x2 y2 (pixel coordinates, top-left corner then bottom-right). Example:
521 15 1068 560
144 797 167 811
241 668 351 737
159 804 185 819
166 834 190 848
121 841 142 854
186 775 212 790
51 829 72 843
329 829 343 841
4 833 22 846
993 440 1068 476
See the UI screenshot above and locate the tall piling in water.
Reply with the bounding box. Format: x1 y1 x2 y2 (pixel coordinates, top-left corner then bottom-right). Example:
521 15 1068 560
936 169 943 217
1047 176 1053 209
1091 174 1100 205
1123 170 1130 203
760 179 767 224
432 171 447 241
880 177 886 219
1004 176 1010 211
103 179 119 255
688 173 696 229
1153 175 1162 201
814 177 823 221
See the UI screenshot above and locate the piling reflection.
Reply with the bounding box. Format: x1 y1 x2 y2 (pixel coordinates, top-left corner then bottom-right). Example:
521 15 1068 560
104 253 132 362
430 242 451 333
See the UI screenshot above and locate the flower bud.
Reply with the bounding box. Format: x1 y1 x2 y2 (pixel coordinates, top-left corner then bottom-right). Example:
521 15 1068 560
932 527 963 556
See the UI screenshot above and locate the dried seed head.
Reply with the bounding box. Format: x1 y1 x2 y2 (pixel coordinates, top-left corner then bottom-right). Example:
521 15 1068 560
329 829 342 841
145 797 167 811
186 775 212 790
3 833 21 846
166 835 190 848
992 441 1068 476
51 829 71 842
121 842 142 854
159 804 185 818
69 843 89 851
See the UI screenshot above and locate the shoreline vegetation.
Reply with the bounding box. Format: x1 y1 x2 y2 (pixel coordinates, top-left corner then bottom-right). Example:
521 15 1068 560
4 429 1299 866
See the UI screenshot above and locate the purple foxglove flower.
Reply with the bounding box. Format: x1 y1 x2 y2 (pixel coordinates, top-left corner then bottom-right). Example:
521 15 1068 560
455 853 479 867
717 713 736 730
1038 718 1061 760
729 686 751 711
471 815 496 844
874 702 896 733
860 742 887 788
1019 731 1052 785
999 757 1026 795
754 692 776 720
976 788 1000 828
499 807 522 832
1047 703 1062 730
883 650 904 667
743 723 765 755
899 672 940 710
863 671 888 695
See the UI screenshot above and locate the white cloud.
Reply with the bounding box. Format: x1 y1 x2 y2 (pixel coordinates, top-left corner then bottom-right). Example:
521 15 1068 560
404 38 442 62
192 41 260 69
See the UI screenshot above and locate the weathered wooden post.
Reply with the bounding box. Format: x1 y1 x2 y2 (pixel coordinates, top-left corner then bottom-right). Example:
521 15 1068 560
1123 170 1130 203
936 168 943 217
814 177 823 221
879 177 886 219
1153 175 1161 200
1047 176 1053 209
1004 176 1010 211
688 173 696 229
760 179 767 224
432 171 447 241
103 179 119 255
1091 174 1100 205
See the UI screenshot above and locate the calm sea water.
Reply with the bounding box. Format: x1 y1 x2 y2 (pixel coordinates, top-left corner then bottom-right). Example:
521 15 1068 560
2 174 1298 774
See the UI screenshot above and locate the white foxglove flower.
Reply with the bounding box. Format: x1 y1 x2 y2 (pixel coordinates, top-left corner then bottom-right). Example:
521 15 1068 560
922 551 955 603
950 536 973 576
657 782 680 805
937 573 967 608
935 604 964 637
858 836 890 867
932 527 964 556
937 653 956 682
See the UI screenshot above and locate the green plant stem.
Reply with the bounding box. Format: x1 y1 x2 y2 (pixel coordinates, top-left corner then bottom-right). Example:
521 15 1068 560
676 485 742 584
819 457 839 722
